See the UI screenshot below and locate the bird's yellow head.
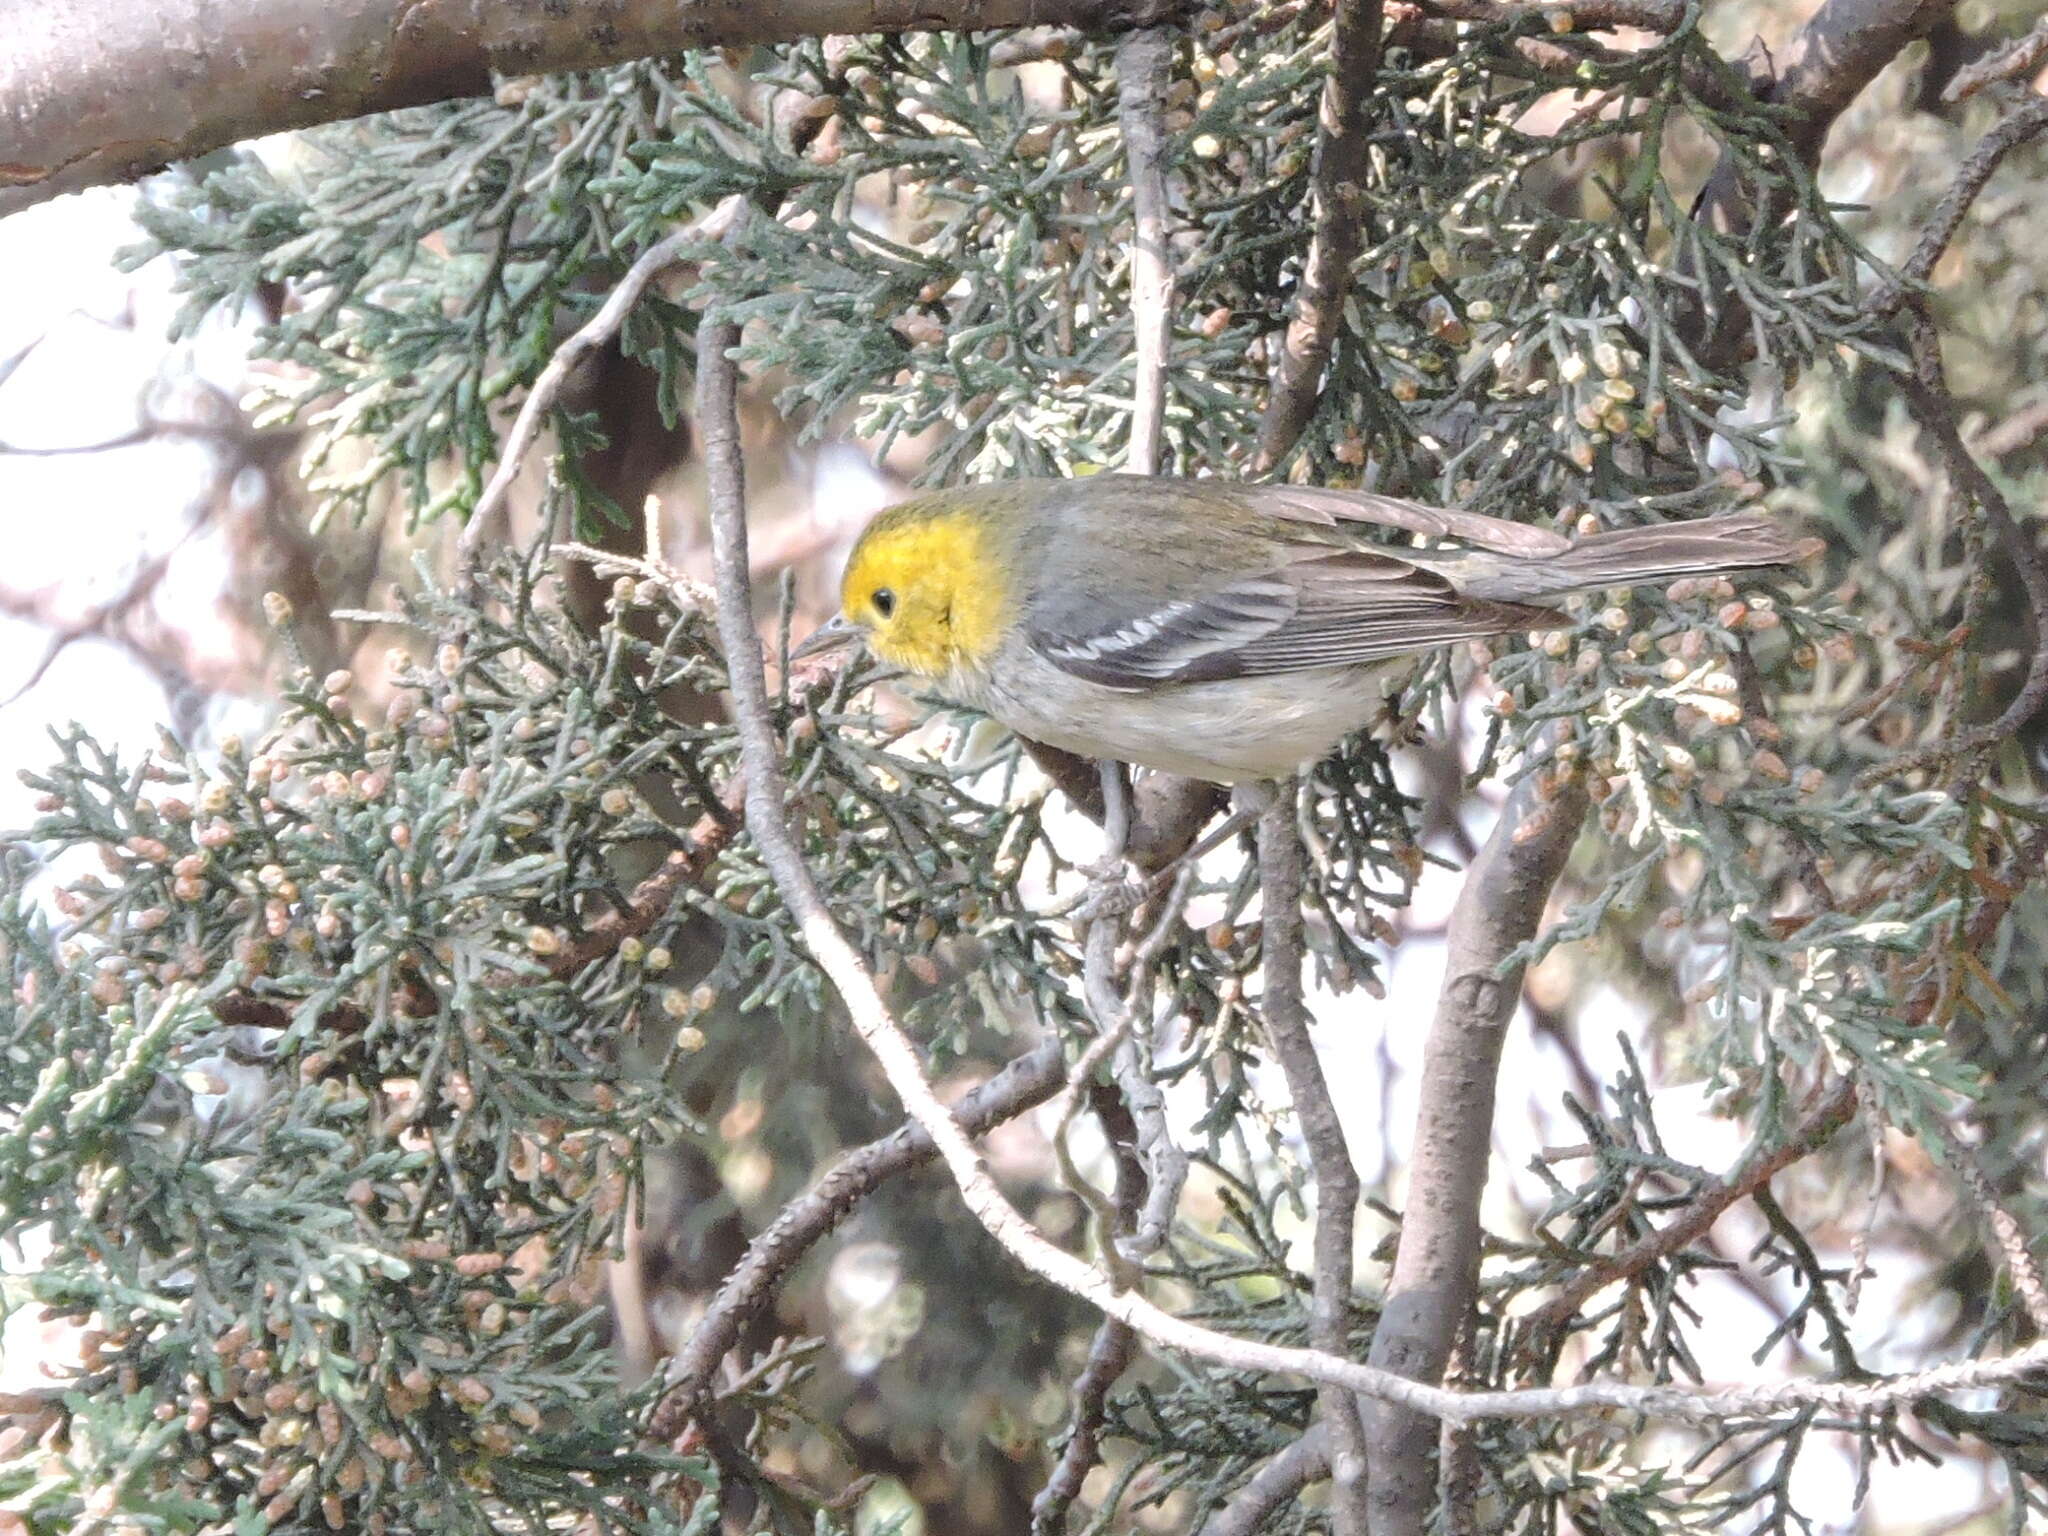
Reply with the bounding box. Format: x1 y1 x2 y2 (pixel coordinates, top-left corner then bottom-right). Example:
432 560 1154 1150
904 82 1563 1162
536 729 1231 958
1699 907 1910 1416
832 502 1013 681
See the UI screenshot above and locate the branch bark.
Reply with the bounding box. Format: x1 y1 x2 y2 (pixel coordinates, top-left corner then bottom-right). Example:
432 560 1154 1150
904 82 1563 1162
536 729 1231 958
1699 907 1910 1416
1116 23 1176 477
1363 764 1588 1536
1200 1425 1329 1536
1256 791 1369 1533
1253 0 1384 469
0 0 1180 219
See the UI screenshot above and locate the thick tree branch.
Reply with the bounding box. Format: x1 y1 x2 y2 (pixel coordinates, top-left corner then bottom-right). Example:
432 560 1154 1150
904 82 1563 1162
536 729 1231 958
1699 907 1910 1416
1363 763 1588 1536
0 0 1182 220
1117 23 1176 477
1413 0 1687 26
1253 0 1384 469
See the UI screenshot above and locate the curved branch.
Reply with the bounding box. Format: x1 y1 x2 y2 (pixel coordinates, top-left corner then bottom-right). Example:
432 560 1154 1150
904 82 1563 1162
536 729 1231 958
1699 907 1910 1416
456 196 744 573
1363 762 1587 1536
1683 0 1956 368
1200 1426 1329 1536
1521 1076 1859 1335
1873 93 2048 314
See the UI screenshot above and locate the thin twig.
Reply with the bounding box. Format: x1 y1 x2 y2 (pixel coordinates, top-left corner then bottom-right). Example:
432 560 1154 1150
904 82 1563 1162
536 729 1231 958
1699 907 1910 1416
1051 21 1191 1297
1864 307 2048 779
1110 1028 1186 1259
1254 0 1385 469
692 292 2048 1432
1118 23 1176 476
1414 0 1687 29
1523 1077 1859 1334
1256 788 1369 1533
1948 1136 2048 1335
1111 873 1199 1260
1363 761 1588 1536
1032 844 1190 1528
1682 0 1955 369
1871 93 2048 315
1033 1316 1139 1529
1943 13 2048 102
1032 1081 1146 1533
456 195 744 573
1971 397 2048 459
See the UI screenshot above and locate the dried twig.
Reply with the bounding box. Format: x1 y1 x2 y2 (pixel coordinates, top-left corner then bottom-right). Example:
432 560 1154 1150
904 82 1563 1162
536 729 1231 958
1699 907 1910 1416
1943 13 2048 102
1256 790 1369 1532
1522 1077 1859 1334
1363 763 1588 1536
1871 93 2048 316
1254 0 1385 469
456 195 744 573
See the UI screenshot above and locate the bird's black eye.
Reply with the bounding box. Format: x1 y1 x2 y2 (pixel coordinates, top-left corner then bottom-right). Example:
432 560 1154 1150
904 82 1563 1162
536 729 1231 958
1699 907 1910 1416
871 587 896 619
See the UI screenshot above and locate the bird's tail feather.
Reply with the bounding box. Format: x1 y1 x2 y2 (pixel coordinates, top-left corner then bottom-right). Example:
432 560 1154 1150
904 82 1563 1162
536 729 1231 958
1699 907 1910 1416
1458 512 1817 601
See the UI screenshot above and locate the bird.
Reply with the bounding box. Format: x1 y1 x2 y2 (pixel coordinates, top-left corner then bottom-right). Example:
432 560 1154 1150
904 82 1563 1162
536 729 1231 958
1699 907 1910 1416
795 476 1811 784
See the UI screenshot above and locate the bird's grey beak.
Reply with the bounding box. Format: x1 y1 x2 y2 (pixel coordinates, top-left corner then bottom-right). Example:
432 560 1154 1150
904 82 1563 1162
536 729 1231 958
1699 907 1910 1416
789 612 864 662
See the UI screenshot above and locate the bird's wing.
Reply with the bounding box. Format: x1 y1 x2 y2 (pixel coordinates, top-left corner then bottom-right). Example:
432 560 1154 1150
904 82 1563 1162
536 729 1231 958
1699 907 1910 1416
1027 548 1565 688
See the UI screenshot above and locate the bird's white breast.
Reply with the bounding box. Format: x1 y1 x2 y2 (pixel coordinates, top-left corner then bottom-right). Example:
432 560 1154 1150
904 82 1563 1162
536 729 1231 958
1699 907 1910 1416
957 645 1400 783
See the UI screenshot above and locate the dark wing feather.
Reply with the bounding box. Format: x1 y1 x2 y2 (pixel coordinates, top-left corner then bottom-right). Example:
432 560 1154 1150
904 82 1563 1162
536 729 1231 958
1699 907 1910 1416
1028 549 1566 689
1029 573 1300 686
